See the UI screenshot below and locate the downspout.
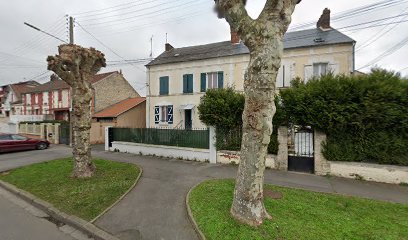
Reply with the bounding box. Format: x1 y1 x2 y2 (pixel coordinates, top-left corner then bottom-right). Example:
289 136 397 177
146 66 151 128
352 41 356 73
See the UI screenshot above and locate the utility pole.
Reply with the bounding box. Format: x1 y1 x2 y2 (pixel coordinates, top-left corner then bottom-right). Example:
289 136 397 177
69 16 74 44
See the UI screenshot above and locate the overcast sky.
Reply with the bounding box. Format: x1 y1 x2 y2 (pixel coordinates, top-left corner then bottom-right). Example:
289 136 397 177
0 0 407 96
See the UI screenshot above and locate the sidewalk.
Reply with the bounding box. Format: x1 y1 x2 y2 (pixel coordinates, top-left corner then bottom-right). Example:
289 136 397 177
91 148 408 240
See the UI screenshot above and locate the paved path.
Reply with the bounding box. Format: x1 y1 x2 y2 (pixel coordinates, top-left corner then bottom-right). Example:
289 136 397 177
1 145 407 240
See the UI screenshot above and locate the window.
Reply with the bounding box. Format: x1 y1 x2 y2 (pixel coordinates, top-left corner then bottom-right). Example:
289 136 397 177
183 74 193 93
159 76 169 95
313 63 328 77
11 135 27 141
0 135 11 140
154 105 173 124
200 72 224 92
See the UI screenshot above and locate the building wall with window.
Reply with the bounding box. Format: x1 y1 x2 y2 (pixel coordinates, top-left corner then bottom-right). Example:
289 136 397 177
146 43 353 129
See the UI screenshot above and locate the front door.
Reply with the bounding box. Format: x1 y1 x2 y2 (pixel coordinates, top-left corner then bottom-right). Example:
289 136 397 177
185 110 192 129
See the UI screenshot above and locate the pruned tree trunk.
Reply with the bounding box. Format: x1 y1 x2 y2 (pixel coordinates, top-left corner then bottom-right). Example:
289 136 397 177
214 0 300 226
47 44 106 178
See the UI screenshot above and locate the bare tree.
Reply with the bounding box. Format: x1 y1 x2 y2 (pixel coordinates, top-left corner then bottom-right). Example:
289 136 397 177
47 44 106 178
214 0 301 226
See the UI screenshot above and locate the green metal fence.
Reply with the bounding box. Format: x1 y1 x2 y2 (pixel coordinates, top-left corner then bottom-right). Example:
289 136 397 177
110 127 210 149
216 128 242 151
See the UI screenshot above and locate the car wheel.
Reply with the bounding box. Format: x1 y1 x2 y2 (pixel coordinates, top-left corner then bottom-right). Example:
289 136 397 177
36 142 48 150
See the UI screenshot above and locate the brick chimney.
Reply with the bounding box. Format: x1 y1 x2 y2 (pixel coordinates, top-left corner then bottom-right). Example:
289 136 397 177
231 27 240 44
165 43 174 51
50 74 59 81
317 8 331 30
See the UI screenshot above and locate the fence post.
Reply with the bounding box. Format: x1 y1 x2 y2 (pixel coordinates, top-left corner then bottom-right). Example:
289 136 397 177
314 130 331 175
209 126 217 164
276 126 288 171
40 124 45 139
105 126 112 151
54 123 60 144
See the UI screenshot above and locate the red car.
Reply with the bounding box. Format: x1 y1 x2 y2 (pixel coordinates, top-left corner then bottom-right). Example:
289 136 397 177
0 133 50 153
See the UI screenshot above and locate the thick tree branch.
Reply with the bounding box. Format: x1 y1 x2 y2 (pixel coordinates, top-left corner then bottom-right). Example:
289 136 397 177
214 0 254 43
258 0 300 34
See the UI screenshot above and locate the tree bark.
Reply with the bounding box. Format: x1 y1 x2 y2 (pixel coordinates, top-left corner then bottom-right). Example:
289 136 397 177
47 45 106 178
214 0 300 226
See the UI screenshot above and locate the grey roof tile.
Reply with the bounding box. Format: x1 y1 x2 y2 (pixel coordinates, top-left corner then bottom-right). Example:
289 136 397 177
146 28 355 66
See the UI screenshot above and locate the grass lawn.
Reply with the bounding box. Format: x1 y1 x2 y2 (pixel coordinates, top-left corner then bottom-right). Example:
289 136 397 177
189 179 408 240
0 158 140 221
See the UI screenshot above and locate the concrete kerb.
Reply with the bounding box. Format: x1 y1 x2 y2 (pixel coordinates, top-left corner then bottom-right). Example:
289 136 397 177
186 182 207 240
90 167 143 223
0 180 120 240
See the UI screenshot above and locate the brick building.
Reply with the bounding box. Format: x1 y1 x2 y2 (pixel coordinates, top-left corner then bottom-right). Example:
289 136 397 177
21 71 140 121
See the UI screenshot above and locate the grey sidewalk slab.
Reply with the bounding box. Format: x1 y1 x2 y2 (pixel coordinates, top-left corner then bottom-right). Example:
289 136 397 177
0 188 76 240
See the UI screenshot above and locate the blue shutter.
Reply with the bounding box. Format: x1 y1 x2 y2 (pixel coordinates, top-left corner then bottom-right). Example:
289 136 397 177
160 76 169 95
188 74 193 93
218 71 224 89
183 74 188 93
167 105 173 124
154 106 160 124
200 73 206 92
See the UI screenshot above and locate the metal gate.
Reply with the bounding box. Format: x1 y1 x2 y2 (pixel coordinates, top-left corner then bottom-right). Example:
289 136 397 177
59 124 70 145
288 126 314 173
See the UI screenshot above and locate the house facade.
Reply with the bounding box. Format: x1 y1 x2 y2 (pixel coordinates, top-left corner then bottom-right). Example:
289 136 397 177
146 8 356 129
19 71 140 122
0 81 40 118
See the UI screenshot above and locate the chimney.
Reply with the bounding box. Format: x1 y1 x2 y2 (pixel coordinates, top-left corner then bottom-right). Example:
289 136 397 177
231 27 240 44
317 8 331 30
50 74 59 82
165 43 174 51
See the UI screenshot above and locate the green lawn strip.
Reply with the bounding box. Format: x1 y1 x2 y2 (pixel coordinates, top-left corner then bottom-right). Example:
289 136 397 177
189 179 408 240
0 158 139 221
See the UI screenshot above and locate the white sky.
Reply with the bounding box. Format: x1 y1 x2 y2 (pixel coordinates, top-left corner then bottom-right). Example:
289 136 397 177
0 0 407 96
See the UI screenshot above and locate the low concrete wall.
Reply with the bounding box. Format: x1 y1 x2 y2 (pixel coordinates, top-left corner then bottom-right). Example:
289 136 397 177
330 161 408 184
111 141 210 162
217 150 276 168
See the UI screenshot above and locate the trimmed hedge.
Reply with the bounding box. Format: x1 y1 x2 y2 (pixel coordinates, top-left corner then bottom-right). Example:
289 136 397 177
280 69 408 166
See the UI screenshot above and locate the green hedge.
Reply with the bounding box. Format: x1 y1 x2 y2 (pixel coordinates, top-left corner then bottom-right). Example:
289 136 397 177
281 69 408 166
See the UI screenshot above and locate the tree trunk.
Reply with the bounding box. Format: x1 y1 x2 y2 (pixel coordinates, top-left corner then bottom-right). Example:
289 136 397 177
70 82 95 178
231 39 282 226
47 44 106 179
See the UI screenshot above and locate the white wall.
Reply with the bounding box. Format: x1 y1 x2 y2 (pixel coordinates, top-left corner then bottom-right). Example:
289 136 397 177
111 141 210 162
330 161 408 184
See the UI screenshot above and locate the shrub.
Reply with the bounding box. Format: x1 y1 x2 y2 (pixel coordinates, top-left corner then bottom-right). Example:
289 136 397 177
281 69 408 165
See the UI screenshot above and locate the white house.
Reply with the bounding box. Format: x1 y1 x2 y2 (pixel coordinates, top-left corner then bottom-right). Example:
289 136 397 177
145 8 356 129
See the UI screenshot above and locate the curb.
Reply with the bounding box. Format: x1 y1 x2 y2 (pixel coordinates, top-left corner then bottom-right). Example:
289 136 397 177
185 183 206 240
90 167 143 223
0 180 120 240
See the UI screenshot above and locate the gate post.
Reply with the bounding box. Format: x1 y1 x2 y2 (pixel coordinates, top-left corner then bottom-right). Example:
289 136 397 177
209 126 217 164
314 130 330 175
105 126 112 151
276 126 288 171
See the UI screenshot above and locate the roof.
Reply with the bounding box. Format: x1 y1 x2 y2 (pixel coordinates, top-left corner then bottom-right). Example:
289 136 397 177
93 97 146 118
9 81 40 101
146 28 355 66
26 71 118 93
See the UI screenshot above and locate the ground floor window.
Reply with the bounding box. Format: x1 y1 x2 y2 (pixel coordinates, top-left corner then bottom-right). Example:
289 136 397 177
155 105 173 124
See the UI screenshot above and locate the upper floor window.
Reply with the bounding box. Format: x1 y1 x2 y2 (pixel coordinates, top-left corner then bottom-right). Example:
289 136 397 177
200 71 224 92
159 76 169 95
183 74 193 93
313 63 328 76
